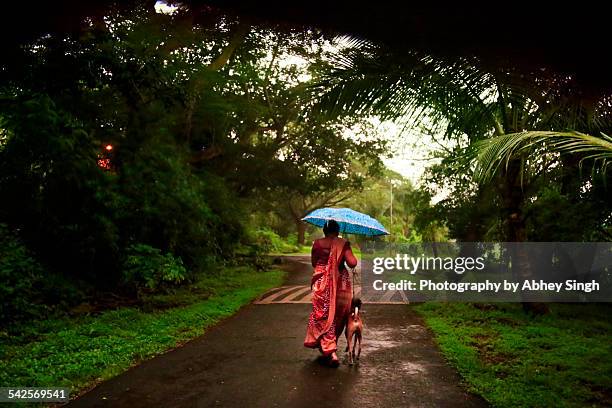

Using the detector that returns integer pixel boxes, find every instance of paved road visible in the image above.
[68,256,486,408]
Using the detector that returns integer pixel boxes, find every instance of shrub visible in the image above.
[0,95,121,285]
[116,139,243,275]
[285,232,299,247]
[248,228,299,254]
[122,244,187,293]
[0,96,243,290]
[0,224,45,324]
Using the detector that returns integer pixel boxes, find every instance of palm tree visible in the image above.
[310,38,612,313]
[313,39,609,234]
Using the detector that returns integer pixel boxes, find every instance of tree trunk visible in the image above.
[501,159,549,315]
[297,221,306,246]
[431,241,439,258]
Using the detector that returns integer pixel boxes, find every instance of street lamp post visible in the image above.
[390,182,393,226]
[389,179,401,228]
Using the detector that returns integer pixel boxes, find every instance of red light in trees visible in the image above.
[98,144,114,171]
[97,158,111,170]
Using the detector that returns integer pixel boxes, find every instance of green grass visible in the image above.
[0,266,284,400]
[414,302,612,407]
[271,245,311,256]
[271,243,363,257]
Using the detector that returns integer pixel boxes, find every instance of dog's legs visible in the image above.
[347,331,354,365]
[345,324,350,352]
[356,333,362,361]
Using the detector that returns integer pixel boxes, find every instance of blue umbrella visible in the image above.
[302,207,389,236]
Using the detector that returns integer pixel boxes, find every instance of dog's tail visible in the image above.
[352,297,362,317]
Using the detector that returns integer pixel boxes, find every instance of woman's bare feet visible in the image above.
[329,352,340,367]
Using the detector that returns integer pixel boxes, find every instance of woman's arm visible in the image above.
[344,242,358,268]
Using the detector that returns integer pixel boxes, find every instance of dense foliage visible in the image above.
[2,1,610,325]
[0,224,45,322]
[0,4,386,324]
[313,38,612,241]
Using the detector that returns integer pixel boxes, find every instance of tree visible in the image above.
[194,30,388,244]
[309,38,612,313]
[0,3,390,298]
[251,118,386,245]
[0,4,268,284]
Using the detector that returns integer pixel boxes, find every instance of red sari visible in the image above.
[304,237,356,356]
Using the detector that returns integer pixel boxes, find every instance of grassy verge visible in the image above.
[414,302,612,407]
[271,243,363,257]
[271,246,311,256]
[0,266,284,400]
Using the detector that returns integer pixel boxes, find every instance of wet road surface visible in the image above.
[68,256,487,408]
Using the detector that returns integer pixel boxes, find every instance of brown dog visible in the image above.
[345,298,363,365]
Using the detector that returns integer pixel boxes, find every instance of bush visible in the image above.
[122,244,187,293]
[0,224,45,324]
[233,228,300,271]
[115,139,243,275]
[285,232,299,247]
[248,228,299,254]
[0,95,121,284]
[0,95,244,291]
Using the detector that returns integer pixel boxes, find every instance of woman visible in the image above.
[304,219,358,366]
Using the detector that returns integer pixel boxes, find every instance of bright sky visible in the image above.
[154,1,179,15]
[369,119,451,203]
[370,119,436,182]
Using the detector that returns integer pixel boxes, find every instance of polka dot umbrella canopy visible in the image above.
[302,207,389,236]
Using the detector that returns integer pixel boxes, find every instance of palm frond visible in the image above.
[309,38,509,139]
[311,36,612,144]
[473,131,612,182]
